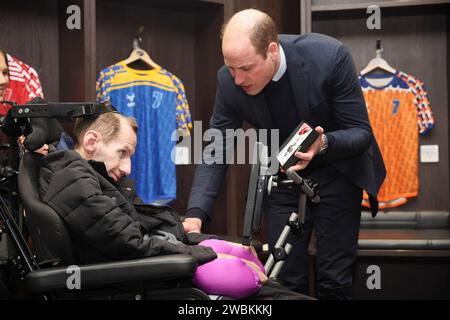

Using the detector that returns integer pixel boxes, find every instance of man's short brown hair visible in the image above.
[221,11,279,58]
[73,112,138,146]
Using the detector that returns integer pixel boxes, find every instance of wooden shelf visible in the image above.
[357,249,450,257]
[312,0,450,12]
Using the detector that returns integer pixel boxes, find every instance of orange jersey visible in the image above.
[397,71,434,135]
[359,72,435,209]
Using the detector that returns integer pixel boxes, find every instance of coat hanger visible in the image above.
[360,39,396,76]
[123,27,160,70]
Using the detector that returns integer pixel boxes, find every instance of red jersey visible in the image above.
[0,54,44,116]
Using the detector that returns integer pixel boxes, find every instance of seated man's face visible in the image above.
[94,118,137,182]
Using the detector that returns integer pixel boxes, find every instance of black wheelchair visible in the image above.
[0,101,314,300]
[0,102,212,300]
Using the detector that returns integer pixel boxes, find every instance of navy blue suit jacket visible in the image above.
[187,33,386,219]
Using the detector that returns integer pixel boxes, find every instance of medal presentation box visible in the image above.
[277,122,319,170]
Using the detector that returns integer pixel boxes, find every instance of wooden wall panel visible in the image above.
[191,5,227,234]
[448,4,450,198]
[313,6,449,211]
[201,0,301,237]
[58,0,96,102]
[95,0,230,233]
[0,0,59,100]
[96,1,196,100]
[229,0,300,34]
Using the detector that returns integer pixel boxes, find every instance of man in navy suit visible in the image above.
[183,9,386,299]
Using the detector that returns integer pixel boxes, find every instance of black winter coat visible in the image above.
[38,150,217,265]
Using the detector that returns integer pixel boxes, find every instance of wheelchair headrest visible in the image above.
[2,97,64,151]
[18,152,76,265]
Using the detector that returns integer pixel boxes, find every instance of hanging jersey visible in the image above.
[359,72,435,209]
[96,62,192,204]
[0,54,44,116]
[397,71,434,135]
[169,71,193,135]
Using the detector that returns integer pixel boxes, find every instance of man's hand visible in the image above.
[183,217,202,233]
[286,126,324,172]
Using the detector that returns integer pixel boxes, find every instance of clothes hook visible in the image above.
[375,39,383,58]
[133,26,145,50]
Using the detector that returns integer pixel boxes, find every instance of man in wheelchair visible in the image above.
[40,112,218,267]
[1,104,312,300]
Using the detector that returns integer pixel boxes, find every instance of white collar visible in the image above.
[272,44,287,82]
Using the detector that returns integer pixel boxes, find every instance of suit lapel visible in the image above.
[283,40,311,122]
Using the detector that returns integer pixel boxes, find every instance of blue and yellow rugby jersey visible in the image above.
[96,62,192,203]
[359,72,435,209]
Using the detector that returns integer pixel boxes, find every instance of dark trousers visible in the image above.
[264,165,362,300]
[246,279,315,300]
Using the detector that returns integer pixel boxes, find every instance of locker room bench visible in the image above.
[307,211,450,299]
[353,211,450,299]
[358,211,450,250]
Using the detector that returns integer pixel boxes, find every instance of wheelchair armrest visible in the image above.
[25,254,197,293]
